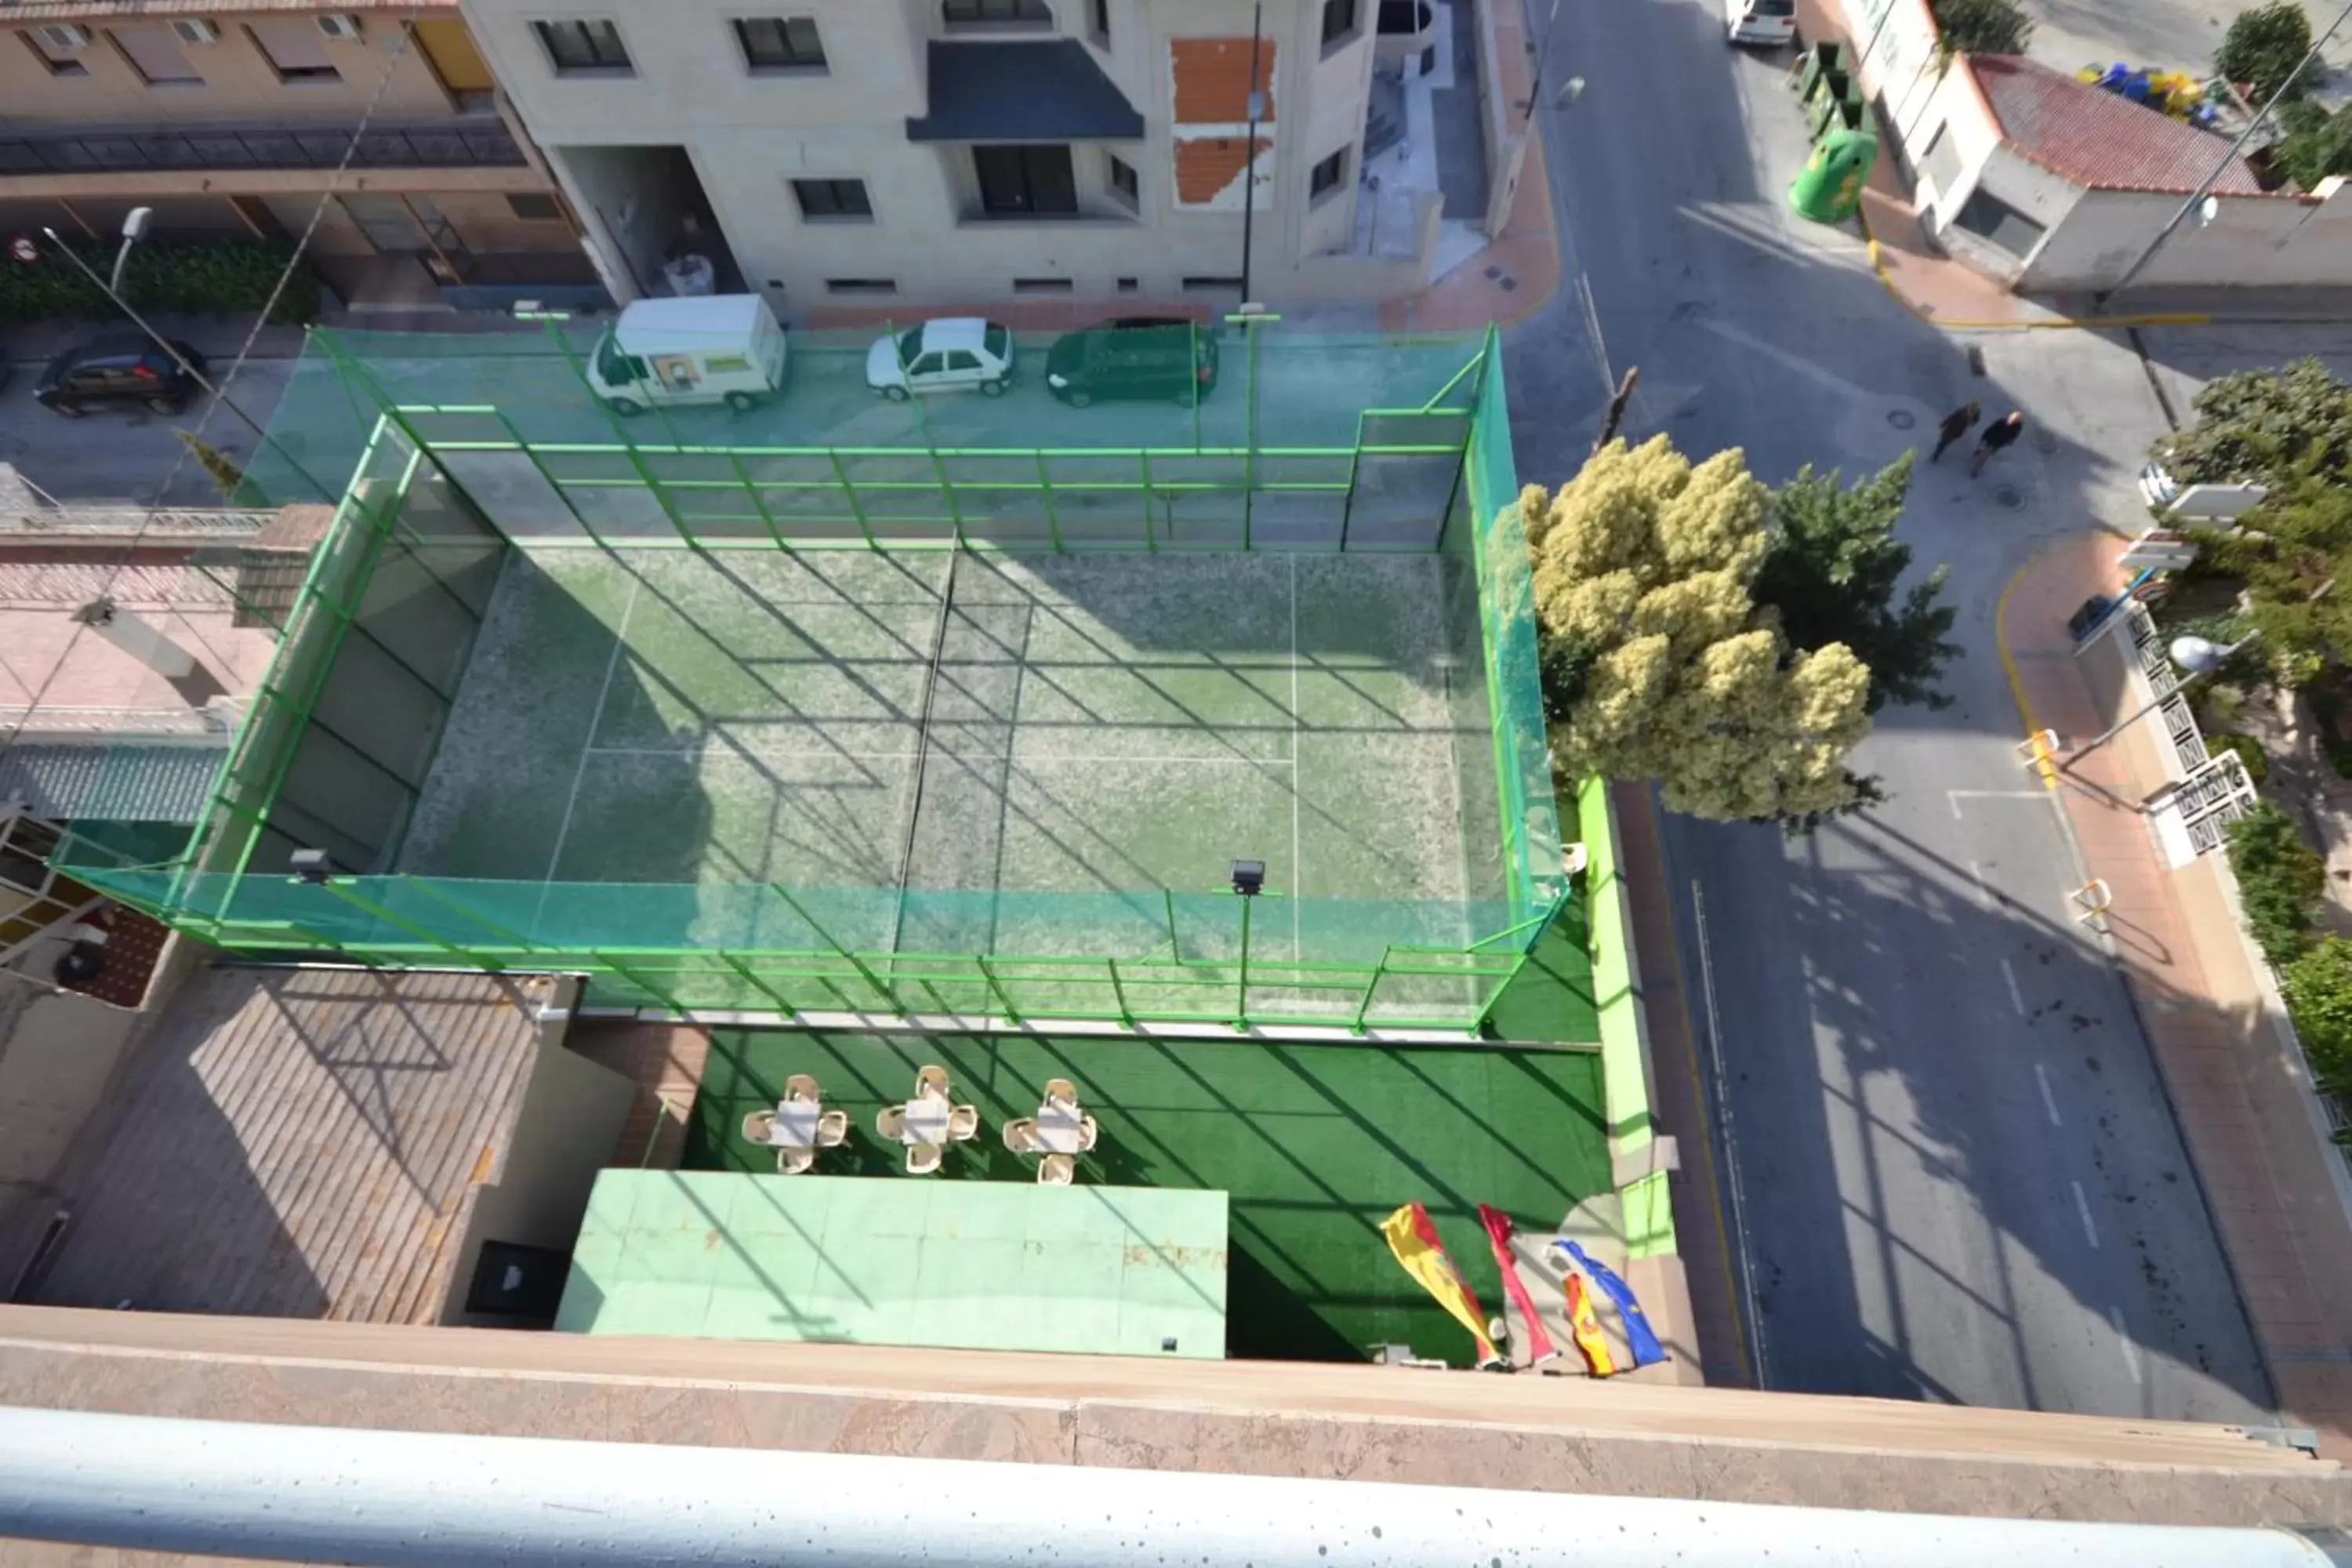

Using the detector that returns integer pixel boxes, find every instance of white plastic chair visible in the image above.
[907,1142,945,1176]
[1037,1153,1075,1186]
[741,1109,775,1145]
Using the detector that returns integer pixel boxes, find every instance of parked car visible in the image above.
[1044,318,1220,407]
[1724,0,1795,44]
[866,318,1014,401]
[34,335,207,418]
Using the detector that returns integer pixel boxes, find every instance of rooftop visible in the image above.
[1970,54,2272,197]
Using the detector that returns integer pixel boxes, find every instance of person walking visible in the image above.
[1970,410,2024,477]
[1929,400,1980,463]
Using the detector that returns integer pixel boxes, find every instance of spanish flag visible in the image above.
[1381,1202,1504,1367]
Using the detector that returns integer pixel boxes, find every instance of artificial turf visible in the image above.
[685,1029,1610,1363]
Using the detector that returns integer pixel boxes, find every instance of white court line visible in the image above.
[2000,957,2026,1017]
[2109,1306,2144,1385]
[2034,1062,2062,1127]
[1949,789,2049,820]
[578,745,1297,767]
[1968,859,1994,909]
[2071,1180,2100,1250]
[545,576,642,880]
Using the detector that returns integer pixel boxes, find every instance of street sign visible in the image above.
[2118,529,2199,572]
[8,236,35,265]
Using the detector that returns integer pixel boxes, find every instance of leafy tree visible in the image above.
[2216,0,2315,102]
[173,429,249,503]
[1521,438,1873,823]
[1754,453,1961,713]
[1930,0,2033,56]
[2285,937,2352,1096]
[2161,357,2352,486]
[2277,98,2352,190]
[2224,800,2328,965]
[2200,479,2352,668]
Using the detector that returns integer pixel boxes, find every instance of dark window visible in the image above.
[735,16,826,70]
[943,0,1053,22]
[944,349,982,371]
[1116,276,1139,292]
[984,323,1011,358]
[793,177,872,219]
[1309,147,1347,199]
[826,278,898,294]
[1951,185,2046,259]
[464,1241,572,1319]
[1181,275,1244,292]
[596,332,648,384]
[1106,152,1138,207]
[974,143,1077,215]
[1090,0,1111,44]
[1014,276,1073,292]
[1321,0,1359,46]
[21,30,89,77]
[507,191,563,220]
[532,19,630,74]
[249,18,341,82]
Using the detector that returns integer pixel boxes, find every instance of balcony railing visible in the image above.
[0,118,527,177]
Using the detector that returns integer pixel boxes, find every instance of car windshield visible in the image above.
[898,328,924,367]
[595,332,633,384]
[984,325,1011,361]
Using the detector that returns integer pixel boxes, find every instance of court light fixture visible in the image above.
[1230,859,1265,898]
[289,848,334,885]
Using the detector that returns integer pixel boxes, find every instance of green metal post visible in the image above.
[1033,450,1065,554]
[976,956,1022,1025]
[1235,893,1252,1030]
[768,884,898,1011]
[1139,449,1159,551]
[1162,888,1181,956]
[1190,320,1203,452]
[826,448,879,550]
[1432,328,1497,557]
[310,878,499,971]
[1339,412,1365,553]
[1105,957,1134,1028]
[1351,946,1392,1035]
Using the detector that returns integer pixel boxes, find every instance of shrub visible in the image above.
[2226,801,2328,966]
[1930,0,2032,56]
[2284,937,2352,1097]
[0,239,321,326]
[2217,1,2315,103]
[2206,731,2272,784]
[2278,100,2352,191]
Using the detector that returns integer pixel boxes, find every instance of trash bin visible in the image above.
[1788,127,1877,223]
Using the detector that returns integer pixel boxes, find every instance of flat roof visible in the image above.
[559,1171,1228,1357]
[20,967,557,1323]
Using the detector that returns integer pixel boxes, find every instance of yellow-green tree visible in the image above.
[1523,437,1872,822]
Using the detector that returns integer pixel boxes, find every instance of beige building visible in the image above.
[455,0,1450,311]
[0,0,596,307]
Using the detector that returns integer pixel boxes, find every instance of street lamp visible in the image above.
[2060,630,2258,772]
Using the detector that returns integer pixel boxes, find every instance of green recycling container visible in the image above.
[1788,127,1877,223]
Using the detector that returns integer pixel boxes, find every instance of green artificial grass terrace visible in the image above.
[686,1029,1610,1363]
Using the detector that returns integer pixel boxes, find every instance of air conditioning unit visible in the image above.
[35,23,89,52]
[314,13,363,41]
[169,18,220,45]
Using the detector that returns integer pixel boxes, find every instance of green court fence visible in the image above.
[59,324,1570,1033]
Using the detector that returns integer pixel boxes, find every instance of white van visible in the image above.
[586,293,788,416]
[1725,0,1795,44]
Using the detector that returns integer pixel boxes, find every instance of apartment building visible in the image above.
[456,0,1444,311]
[0,0,593,307]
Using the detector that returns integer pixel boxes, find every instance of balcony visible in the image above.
[0,118,528,178]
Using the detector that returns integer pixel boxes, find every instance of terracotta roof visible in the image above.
[1969,55,2272,197]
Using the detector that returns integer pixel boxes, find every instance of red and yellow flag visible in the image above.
[1380,1202,1502,1367]
[1562,1269,1617,1377]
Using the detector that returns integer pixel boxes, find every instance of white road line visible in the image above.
[2034,1062,2062,1127]
[2071,1180,2100,1250]
[1968,858,1994,909]
[2001,957,2025,1017]
[2110,1305,2144,1385]
[1948,789,2049,819]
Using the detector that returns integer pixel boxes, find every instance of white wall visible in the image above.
[2025,179,2352,291]
[1928,143,2085,283]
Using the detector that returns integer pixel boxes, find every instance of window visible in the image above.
[249,19,341,82]
[596,332,648,385]
[735,16,826,71]
[793,177,873,220]
[1918,124,1965,201]
[826,278,898,294]
[109,25,202,85]
[943,0,1053,24]
[507,192,564,220]
[532,19,630,74]
[20,30,89,78]
[1951,185,2046,259]
[1013,277,1073,292]
[973,143,1077,216]
[1181,275,1244,292]
[1106,152,1138,209]
[1321,0,1359,48]
[1116,276,1139,292]
[1090,0,1111,45]
[1309,147,1348,200]
[944,350,982,372]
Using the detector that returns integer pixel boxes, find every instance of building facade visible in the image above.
[0,0,593,307]
[454,0,1439,311]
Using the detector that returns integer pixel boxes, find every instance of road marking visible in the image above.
[2110,1306,2144,1385]
[2034,1062,2062,1127]
[1968,858,1994,909]
[2001,957,2026,1017]
[2071,1180,2100,1249]
[1948,788,2048,822]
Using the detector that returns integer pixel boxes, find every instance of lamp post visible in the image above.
[1239,1,1265,303]
[2059,630,2257,773]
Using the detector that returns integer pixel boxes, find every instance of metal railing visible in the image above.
[0,118,525,176]
[0,507,278,540]
[0,702,243,740]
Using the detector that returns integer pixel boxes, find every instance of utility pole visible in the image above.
[1240,1,1265,303]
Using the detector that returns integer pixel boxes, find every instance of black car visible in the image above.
[34,334,208,418]
[1044,318,1219,407]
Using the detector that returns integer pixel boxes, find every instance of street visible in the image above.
[0,346,298,509]
[1507,0,2339,1420]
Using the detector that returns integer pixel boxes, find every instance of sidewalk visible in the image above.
[2002,531,2352,1457]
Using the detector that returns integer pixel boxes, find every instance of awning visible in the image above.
[906,40,1145,142]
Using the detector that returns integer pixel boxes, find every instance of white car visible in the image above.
[866,318,1015,401]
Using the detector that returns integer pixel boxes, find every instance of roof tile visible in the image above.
[1969,55,2272,197]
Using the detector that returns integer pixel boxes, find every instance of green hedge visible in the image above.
[2224,801,2328,968]
[0,240,321,325]
[2285,938,2352,1101]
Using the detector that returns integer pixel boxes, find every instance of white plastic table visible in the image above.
[768,1099,822,1149]
[900,1097,952,1145]
[1036,1102,1086,1155]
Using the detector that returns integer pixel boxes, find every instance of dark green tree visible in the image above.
[2201,478,2352,669]
[2162,357,2352,486]
[2226,801,2329,965]
[2277,98,2352,190]
[1754,453,1962,713]
[2216,0,2315,101]
[1929,0,2033,56]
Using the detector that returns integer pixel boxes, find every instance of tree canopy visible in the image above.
[1523,437,1872,823]
[1755,452,1960,713]
[2216,0,2315,102]
[1930,0,2033,56]
[2200,478,2352,670]
[2162,356,2352,487]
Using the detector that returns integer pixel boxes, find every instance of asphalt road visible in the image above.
[1507,0,2318,1421]
[0,350,299,509]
